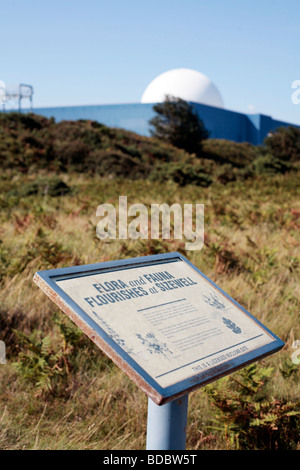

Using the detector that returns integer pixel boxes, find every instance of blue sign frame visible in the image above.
[33,252,284,405]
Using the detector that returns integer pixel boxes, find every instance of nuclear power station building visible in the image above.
[12,69,300,145]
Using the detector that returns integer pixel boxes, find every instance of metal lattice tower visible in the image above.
[0,81,34,111]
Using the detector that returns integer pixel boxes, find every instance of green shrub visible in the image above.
[12,314,84,397]
[214,164,237,183]
[202,139,258,167]
[94,151,149,179]
[150,160,212,187]
[7,177,71,198]
[252,154,293,175]
[264,126,300,162]
[205,363,300,450]
[53,139,91,169]
[0,112,49,131]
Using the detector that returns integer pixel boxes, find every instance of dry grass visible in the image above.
[0,169,299,450]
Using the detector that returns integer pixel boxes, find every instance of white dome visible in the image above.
[141,68,224,108]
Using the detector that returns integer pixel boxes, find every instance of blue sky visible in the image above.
[1,0,300,124]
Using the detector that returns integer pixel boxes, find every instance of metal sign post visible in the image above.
[33,252,284,450]
[146,395,189,450]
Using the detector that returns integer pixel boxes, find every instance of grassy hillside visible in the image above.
[0,113,299,450]
[1,112,297,186]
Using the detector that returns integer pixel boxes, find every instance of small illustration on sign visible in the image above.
[92,311,133,355]
[202,290,242,334]
[136,332,173,359]
[222,317,242,334]
[202,291,225,310]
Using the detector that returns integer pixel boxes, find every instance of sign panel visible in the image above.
[33,252,284,405]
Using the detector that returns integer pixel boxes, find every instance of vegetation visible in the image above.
[264,125,300,162]
[149,95,209,154]
[0,112,299,450]
[1,111,299,188]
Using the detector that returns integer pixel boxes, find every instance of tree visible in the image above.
[149,95,209,155]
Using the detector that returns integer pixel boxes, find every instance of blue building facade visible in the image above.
[31,102,299,145]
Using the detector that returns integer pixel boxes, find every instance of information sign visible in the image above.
[33,252,284,405]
